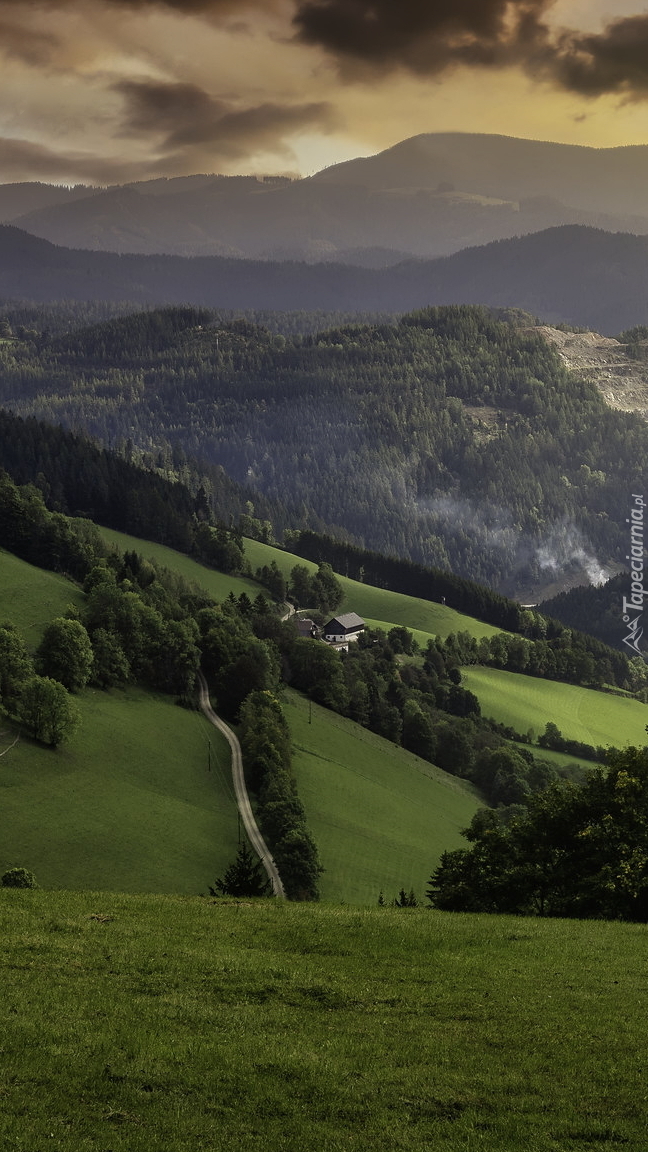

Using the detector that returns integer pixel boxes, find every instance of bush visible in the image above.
[2,867,37,888]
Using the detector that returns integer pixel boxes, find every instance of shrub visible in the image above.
[2,867,37,888]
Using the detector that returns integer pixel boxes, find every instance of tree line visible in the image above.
[429,746,648,921]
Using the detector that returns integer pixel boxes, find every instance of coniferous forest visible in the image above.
[0,302,643,593]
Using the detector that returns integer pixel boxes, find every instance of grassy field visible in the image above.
[463,666,648,750]
[0,547,85,645]
[1,687,239,894]
[2,891,648,1151]
[98,526,262,602]
[243,537,505,639]
[284,689,479,905]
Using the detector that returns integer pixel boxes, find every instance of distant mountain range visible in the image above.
[2,222,648,333]
[4,134,648,262]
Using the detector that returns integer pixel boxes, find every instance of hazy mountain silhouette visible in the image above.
[5,134,648,261]
[0,222,646,334]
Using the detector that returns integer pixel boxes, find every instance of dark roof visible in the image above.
[324,613,365,632]
[295,618,317,636]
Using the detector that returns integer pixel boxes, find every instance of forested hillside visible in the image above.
[541,573,629,650]
[3,223,648,331]
[0,303,644,593]
[3,423,646,908]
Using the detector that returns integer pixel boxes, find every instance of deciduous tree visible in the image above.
[18,676,80,747]
[36,617,93,692]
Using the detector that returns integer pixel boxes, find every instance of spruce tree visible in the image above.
[209,842,271,898]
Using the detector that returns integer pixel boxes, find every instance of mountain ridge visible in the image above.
[2,222,648,333]
[5,132,648,261]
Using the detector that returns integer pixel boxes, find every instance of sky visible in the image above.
[2,0,648,185]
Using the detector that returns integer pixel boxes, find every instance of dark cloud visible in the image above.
[550,16,648,98]
[0,0,276,12]
[292,0,648,102]
[115,78,337,157]
[293,0,554,76]
[0,79,337,186]
[2,0,648,109]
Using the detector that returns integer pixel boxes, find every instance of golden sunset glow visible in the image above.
[0,1,647,184]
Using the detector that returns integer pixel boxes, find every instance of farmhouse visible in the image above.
[322,613,365,645]
[294,617,318,639]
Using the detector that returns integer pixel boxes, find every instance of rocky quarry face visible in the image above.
[532,326,648,421]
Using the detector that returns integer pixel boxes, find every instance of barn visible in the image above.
[322,613,365,644]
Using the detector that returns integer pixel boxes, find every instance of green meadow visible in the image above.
[463,666,648,750]
[2,891,648,1151]
[98,525,262,602]
[284,688,479,905]
[0,547,85,645]
[0,687,238,894]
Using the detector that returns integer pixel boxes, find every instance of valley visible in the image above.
[2,507,641,904]
[1,302,645,598]
[0,137,646,917]
[3,13,648,1141]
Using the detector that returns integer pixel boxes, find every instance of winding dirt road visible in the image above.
[197,670,286,898]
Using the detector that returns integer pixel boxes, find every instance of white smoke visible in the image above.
[419,494,518,551]
[536,520,607,587]
[417,496,608,587]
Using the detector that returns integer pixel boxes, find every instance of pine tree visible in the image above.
[209,842,272,898]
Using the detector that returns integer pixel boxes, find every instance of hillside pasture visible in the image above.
[243,537,505,639]
[0,547,85,645]
[98,526,262,602]
[96,528,507,638]
[463,666,648,750]
[0,686,238,895]
[285,688,479,905]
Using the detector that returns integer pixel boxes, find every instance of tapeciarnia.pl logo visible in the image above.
[622,494,646,658]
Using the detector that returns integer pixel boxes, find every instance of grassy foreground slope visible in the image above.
[284,689,479,905]
[2,891,648,1152]
[463,667,648,749]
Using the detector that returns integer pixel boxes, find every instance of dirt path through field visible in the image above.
[197,670,286,898]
